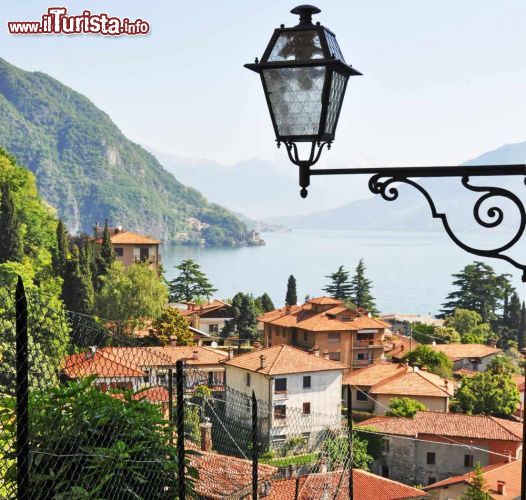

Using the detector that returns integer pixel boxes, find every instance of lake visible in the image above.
[162,230,526,315]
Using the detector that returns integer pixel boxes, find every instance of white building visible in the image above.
[223,344,345,447]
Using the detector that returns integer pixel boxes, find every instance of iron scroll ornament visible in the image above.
[367,173,526,281]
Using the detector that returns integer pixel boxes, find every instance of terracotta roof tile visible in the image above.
[223,344,346,376]
[358,411,522,441]
[148,346,227,366]
[307,296,343,305]
[431,343,501,360]
[179,300,231,317]
[424,460,522,499]
[385,333,420,359]
[267,469,427,499]
[93,230,160,245]
[132,386,170,403]
[371,369,454,398]
[344,363,405,386]
[62,351,145,378]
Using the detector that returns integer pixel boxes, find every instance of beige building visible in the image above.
[179,300,234,335]
[430,343,501,372]
[258,297,390,369]
[93,225,161,272]
[344,363,454,414]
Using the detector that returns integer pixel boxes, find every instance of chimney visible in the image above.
[192,350,199,360]
[400,344,405,352]
[308,349,314,355]
[496,480,506,495]
[504,450,512,463]
[322,349,329,360]
[253,341,261,351]
[319,458,328,474]
[313,345,320,357]
[228,347,234,360]
[199,419,213,452]
[260,355,266,369]
[488,338,497,347]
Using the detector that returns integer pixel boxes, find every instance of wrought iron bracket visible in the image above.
[299,163,526,280]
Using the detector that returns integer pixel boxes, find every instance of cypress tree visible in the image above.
[285,275,297,306]
[0,181,23,263]
[95,219,115,290]
[62,245,95,315]
[461,463,488,499]
[519,301,526,351]
[259,293,275,313]
[52,220,69,277]
[324,265,352,300]
[349,259,378,314]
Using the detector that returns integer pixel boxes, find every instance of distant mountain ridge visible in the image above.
[0,58,252,246]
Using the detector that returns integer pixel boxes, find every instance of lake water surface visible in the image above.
[162,230,526,315]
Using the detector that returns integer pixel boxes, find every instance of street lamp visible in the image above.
[246,5,526,283]
[244,5,361,198]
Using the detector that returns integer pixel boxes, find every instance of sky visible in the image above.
[1,0,526,172]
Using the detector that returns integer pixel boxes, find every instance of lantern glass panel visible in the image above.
[263,66,326,137]
[323,29,345,62]
[268,30,324,61]
[325,71,347,135]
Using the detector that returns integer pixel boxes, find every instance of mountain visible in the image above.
[0,58,253,246]
[264,141,526,232]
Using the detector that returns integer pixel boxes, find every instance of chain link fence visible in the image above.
[0,278,358,499]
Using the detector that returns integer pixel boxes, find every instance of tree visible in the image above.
[0,181,23,263]
[223,292,259,339]
[349,259,377,313]
[486,354,518,376]
[94,219,115,290]
[25,378,183,498]
[434,326,461,344]
[452,371,519,417]
[440,262,512,323]
[322,430,373,471]
[169,259,217,302]
[151,307,193,346]
[519,302,526,351]
[258,293,275,313]
[51,220,68,277]
[403,345,453,378]
[285,275,297,306]
[323,265,352,301]
[62,245,95,315]
[96,262,168,334]
[387,397,426,418]
[461,463,488,500]
[443,309,493,344]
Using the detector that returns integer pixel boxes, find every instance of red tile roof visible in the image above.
[424,460,522,499]
[62,350,146,378]
[189,450,276,499]
[148,346,227,366]
[385,333,420,359]
[267,469,427,499]
[358,411,522,442]
[132,386,170,403]
[344,364,454,398]
[93,230,160,245]
[180,300,231,317]
[431,343,501,360]
[223,344,346,376]
[258,297,389,333]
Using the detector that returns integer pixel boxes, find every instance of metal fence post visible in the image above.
[16,276,29,500]
[347,385,353,500]
[176,360,186,500]
[251,390,258,500]
[168,368,174,444]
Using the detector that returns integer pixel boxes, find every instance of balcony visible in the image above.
[134,256,160,265]
[353,359,374,367]
[353,340,384,349]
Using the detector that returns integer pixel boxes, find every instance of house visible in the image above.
[178,300,234,336]
[92,224,161,272]
[222,344,346,447]
[266,469,428,499]
[512,374,525,421]
[344,363,454,414]
[424,459,522,499]
[384,332,420,362]
[357,411,523,487]
[429,343,501,372]
[258,297,390,368]
[379,313,444,333]
[62,345,228,392]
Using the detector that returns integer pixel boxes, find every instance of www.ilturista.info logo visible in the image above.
[8,7,150,36]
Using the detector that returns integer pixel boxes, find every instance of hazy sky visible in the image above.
[2,0,526,170]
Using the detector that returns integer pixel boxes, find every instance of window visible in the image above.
[357,352,367,360]
[428,477,436,485]
[302,402,311,415]
[329,352,340,361]
[246,373,251,387]
[114,247,123,257]
[303,332,308,341]
[464,454,474,467]
[302,432,311,439]
[208,372,215,386]
[356,389,368,402]
[275,378,287,392]
[303,376,311,389]
[381,466,389,478]
[328,332,341,344]
[383,438,390,453]
[426,452,436,465]
[209,324,219,334]
[273,434,286,443]
[139,247,149,261]
[143,369,150,383]
[274,405,286,420]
